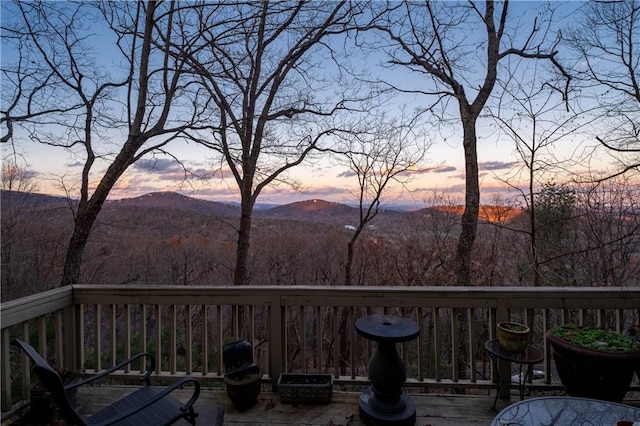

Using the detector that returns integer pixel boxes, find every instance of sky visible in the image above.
[0,1,626,210]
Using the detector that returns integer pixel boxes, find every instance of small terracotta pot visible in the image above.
[497,322,530,353]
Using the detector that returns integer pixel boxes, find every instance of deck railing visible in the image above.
[2,285,639,413]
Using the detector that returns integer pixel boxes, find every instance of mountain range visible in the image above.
[1,190,524,229]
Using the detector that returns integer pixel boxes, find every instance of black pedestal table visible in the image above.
[355,314,420,426]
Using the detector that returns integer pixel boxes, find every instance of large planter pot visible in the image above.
[497,322,530,353]
[547,329,640,402]
[224,364,263,411]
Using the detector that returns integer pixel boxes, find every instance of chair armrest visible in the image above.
[92,377,201,426]
[65,352,155,390]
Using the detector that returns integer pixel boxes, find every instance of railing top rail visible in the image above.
[70,284,640,309]
[0,285,74,327]
[3,285,638,329]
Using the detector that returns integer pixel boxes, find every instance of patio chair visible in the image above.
[11,338,213,426]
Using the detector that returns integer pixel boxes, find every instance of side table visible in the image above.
[484,339,543,411]
[356,314,420,426]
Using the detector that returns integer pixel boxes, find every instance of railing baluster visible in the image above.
[350,306,355,379]
[217,305,223,376]
[124,305,131,373]
[300,306,306,373]
[38,315,46,363]
[170,305,177,375]
[315,306,322,373]
[94,306,101,372]
[55,310,63,369]
[202,305,208,375]
[232,305,238,339]
[434,307,441,382]
[186,305,193,375]
[140,304,146,373]
[468,307,477,382]
[543,308,551,385]
[417,307,424,381]
[155,304,162,374]
[615,308,623,333]
[400,307,406,363]
[109,304,116,366]
[597,308,605,328]
[21,322,30,397]
[332,306,339,379]
[452,308,460,382]
[249,304,255,366]
[78,305,85,371]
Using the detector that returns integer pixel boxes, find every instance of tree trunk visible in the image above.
[233,187,255,287]
[455,115,480,287]
[59,188,111,286]
[59,140,141,286]
[344,228,362,286]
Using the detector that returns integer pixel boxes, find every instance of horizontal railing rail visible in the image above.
[2,285,639,415]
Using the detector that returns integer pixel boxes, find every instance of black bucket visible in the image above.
[223,340,254,374]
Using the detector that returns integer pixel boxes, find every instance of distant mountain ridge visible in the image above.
[1,190,523,225]
[111,191,239,218]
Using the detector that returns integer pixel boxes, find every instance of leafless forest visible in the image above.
[2,183,639,303]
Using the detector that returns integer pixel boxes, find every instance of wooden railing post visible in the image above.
[1,328,11,411]
[269,293,283,388]
[63,303,77,372]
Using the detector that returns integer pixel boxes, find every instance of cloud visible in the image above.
[134,158,181,172]
[399,165,457,177]
[337,170,355,178]
[338,165,457,179]
[480,161,518,171]
[431,166,457,174]
[66,161,85,168]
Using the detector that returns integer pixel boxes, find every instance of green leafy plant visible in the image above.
[551,323,640,352]
[501,322,528,332]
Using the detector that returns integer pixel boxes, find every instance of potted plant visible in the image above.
[497,321,530,353]
[546,323,640,402]
[223,364,263,411]
[222,339,263,411]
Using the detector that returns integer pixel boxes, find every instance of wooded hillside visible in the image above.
[2,188,638,302]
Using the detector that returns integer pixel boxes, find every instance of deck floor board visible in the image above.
[75,385,516,425]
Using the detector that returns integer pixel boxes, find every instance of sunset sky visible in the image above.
[1,1,626,210]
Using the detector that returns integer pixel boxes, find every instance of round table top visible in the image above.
[484,339,544,364]
[355,314,420,343]
[491,396,640,426]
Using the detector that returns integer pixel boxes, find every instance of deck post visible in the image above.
[63,303,77,372]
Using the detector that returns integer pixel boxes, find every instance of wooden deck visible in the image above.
[74,385,526,426]
[6,384,639,425]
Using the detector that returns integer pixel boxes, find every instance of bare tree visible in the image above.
[329,114,428,286]
[1,1,205,285]
[177,2,375,286]
[566,0,640,179]
[489,61,588,286]
[370,1,570,286]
